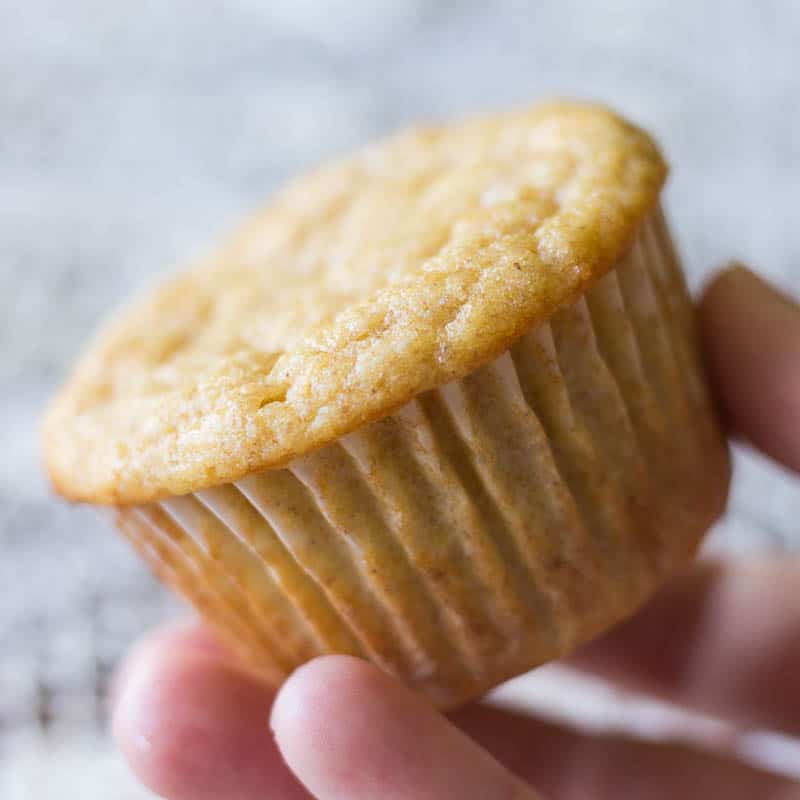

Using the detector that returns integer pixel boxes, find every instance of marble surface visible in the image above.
[2,1,799,796]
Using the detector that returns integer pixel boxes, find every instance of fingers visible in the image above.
[272,655,799,799]
[700,265,800,472]
[112,622,310,800]
[115,624,800,800]
[113,630,539,800]
[270,655,539,800]
[570,559,800,736]
[453,704,800,800]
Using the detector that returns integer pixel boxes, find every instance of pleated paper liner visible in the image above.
[117,206,730,709]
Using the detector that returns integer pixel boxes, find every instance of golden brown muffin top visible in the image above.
[44,102,667,505]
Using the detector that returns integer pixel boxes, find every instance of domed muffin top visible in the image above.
[44,102,666,504]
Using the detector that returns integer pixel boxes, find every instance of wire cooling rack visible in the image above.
[1,584,175,740]
[0,580,177,800]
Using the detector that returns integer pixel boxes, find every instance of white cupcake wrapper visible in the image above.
[117,206,729,708]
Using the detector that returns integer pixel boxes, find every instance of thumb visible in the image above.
[700,264,800,472]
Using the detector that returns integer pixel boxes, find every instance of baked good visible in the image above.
[44,102,730,707]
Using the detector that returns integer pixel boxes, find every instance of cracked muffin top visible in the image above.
[44,102,667,505]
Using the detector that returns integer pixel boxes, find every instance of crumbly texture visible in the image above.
[44,102,667,505]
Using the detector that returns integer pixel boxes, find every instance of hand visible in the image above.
[111,266,800,799]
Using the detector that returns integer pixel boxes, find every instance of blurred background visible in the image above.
[2,1,799,796]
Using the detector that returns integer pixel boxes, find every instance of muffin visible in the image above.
[44,102,730,708]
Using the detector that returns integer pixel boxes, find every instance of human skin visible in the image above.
[112,265,800,799]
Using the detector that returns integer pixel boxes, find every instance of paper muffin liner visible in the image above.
[116,205,729,708]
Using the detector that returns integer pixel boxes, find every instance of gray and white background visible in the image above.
[2,1,799,796]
